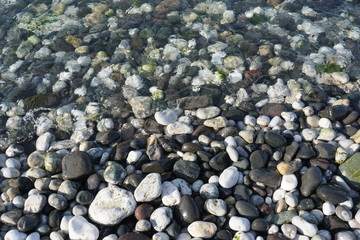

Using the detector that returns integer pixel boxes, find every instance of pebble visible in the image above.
[317,128,336,141]
[135,219,152,232]
[226,146,239,162]
[173,160,201,183]
[61,151,93,180]
[249,168,282,188]
[88,185,136,226]
[281,224,297,239]
[265,131,287,148]
[36,132,54,151]
[335,206,352,221]
[2,167,20,178]
[165,122,194,135]
[4,229,27,240]
[187,221,217,238]
[155,109,178,125]
[318,118,332,128]
[204,116,228,129]
[150,207,173,231]
[301,129,318,141]
[200,183,219,199]
[235,200,259,220]
[135,203,155,220]
[196,106,220,119]
[204,199,227,216]
[177,194,200,224]
[68,216,99,240]
[335,231,356,240]
[257,115,271,126]
[135,173,162,202]
[339,152,360,189]
[48,193,68,210]
[322,202,335,216]
[300,166,323,197]
[103,162,127,184]
[161,181,181,206]
[17,213,40,232]
[229,216,251,232]
[239,130,255,143]
[219,166,240,188]
[152,232,169,240]
[291,216,318,237]
[24,194,47,214]
[316,184,348,204]
[280,174,298,191]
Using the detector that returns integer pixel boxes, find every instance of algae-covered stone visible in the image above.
[44,152,62,173]
[339,152,360,189]
[23,94,60,111]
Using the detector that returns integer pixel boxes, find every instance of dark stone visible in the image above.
[250,150,269,169]
[272,210,297,225]
[267,234,287,240]
[249,168,282,188]
[123,173,144,188]
[158,137,178,152]
[17,214,40,232]
[259,103,287,117]
[49,210,62,229]
[129,138,147,150]
[234,184,252,201]
[146,141,164,161]
[0,209,22,226]
[76,190,94,205]
[296,143,317,159]
[310,158,329,170]
[176,195,200,225]
[251,218,269,231]
[235,200,259,220]
[297,198,315,211]
[173,160,201,183]
[343,111,359,124]
[264,131,287,148]
[192,125,213,137]
[61,152,93,180]
[284,142,299,162]
[319,105,348,121]
[143,119,163,134]
[95,130,120,145]
[300,166,323,197]
[316,184,348,204]
[16,177,33,193]
[323,216,350,233]
[134,203,154,220]
[176,96,212,109]
[166,220,181,238]
[314,143,336,160]
[217,127,239,138]
[221,109,246,121]
[141,161,165,174]
[209,152,231,171]
[114,140,131,161]
[216,230,233,240]
[118,232,150,240]
[181,142,201,153]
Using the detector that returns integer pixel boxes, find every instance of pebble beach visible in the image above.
[1,0,360,239]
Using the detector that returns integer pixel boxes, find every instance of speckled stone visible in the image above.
[62,151,93,180]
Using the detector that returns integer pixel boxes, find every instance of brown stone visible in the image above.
[134,203,155,220]
[259,103,287,117]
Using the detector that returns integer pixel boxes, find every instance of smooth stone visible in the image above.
[229,216,250,232]
[150,207,173,231]
[260,103,287,117]
[176,96,211,109]
[181,142,201,153]
[76,190,94,205]
[291,216,318,237]
[319,105,348,121]
[104,162,127,184]
[296,143,317,159]
[335,231,356,240]
[134,173,162,202]
[218,166,240,188]
[4,229,27,240]
[95,130,120,145]
[68,216,99,240]
[239,130,255,143]
[154,109,178,125]
[165,220,181,238]
[114,140,131,161]
[196,106,221,119]
[200,183,219,199]
[297,198,315,211]
[235,200,259,220]
[276,161,299,175]
[62,151,93,180]
[249,150,268,169]
[129,96,154,118]
[135,203,154,220]
[249,168,282,188]
[27,151,45,168]
[226,146,239,162]
[322,202,335,216]
[323,215,349,232]
[209,152,231,171]
[316,184,348,204]
[176,195,200,224]
[335,206,352,221]
[251,218,269,232]
[24,194,47,214]
[317,128,336,141]
[204,199,227,216]
[1,209,22,226]
[88,185,136,226]
[300,166,323,197]
[173,160,200,183]
[48,193,68,210]
[314,143,336,159]
[339,152,360,189]
[165,122,194,135]
[44,152,62,173]
[204,116,228,130]
[187,221,217,238]
[280,174,298,191]
[118,232,150,240]
[36,132,53,151]
[57,180,78,200]
[161,181,181,206]
[135,219,151,232]
[281,224,297,239]
[343,111,359,124]
[2,167,20,178]
[17,213,40,232]
[272,210,297,225]
[234,185,252,201]
[284,142,299,162]
[265,131,287,148]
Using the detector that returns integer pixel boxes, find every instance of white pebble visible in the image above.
[281,224,297,239]
[36,132,54,151]
[268,224,279,234]
[226,146,239,162]
[126,150,142,164]
[150,207,173,231]
[152,232,170,240]
[2,167,20,178]
[68,216,99,240]
[5,158,21,169]
[257,115,271,126]
[318,118,332,128]
[244,115,256,126]
[4,229,27,240]
[280,174,298,191]
[302,106,314,116]
[273,189,286,202]
[322,202,335,215]
[301,129,318,141]
[281,112,297,122]
[285,192,298,207]
[268,116,283,128]
[219,166,240,189]
[291,216,318,237]
[335,231,356,240]
[161,181,181,206]
[292,101,305,110]
[229,216,250,232]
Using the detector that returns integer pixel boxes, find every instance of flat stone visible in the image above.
[165,122,194,135]
[300,166,323,197]
[135,173,162,202]
[173,160,201,183]
[118,232,150,240]
[235,200,259,220]
[296,143,317,159]
[229,216,250,232]
[68,216,99,240]
[249,168,282,188]
[280,174,298,191]
[260,103,287,117]
[272,210,297,225]
[204,116,228,130]
[62,151,93,180]
[209,152,231,172]
[176,96,211,110]
[154,109,178,125]
[319,105,348,121]
[161,181,181,206]
[265,131,287,148]
[135,203,154,220]
[196,106,220,119]
[187,221,217,238]
[95,130,120,145]
[251,218,269,232]
[250,150,268,169]
[316,184,348,204]
[24,194,47,214]
[314,143,336,159]
[204,199,227,216]
[88,185,136,226]
[339,152,360,189]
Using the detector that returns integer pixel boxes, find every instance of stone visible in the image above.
[129,96,154,118]
[226,146,239,162]
[276,161,299,175]
[251,218,269,232]
[135,219,151,232]
[44,152,62,173]
[135,173,162,202]
[1,209,22,226]
[272,210,297,225]
[199,183,219,199]
[150,207,173,231]
[95,130,120,145]
[322,202,336,216]
[68,216,99,240]
[204,116,228,130]
[36,132,54,151]
[24,194,47,214]
[62,151,93,180]
[249,150,268,169]
[249,168,282,188]
[296,143,317,159]
[265,131,287,148]
[88,185,136,226]
[235,200,259,220]
[48,193,68,210]
[173,160,201,183]
[260,103,287,117]
[118,232,150,240]
[209,152,231,171]
[316,184,348,204]
[281,224,297,239]
[204,199,227,216]
[229,216,250,232]
[291,216,318,237]
[17,213,40,232]
[176,96,211,109]
[135,204,155,220]
[176,195,200,224]
[317,128,336,141]
[103,162,127,184]
[4,229,27,240]
[280,174,298,191]
[319,105,348,121]
[314,143,336,159]
[218,166,240,188]
[300,166,323,197]
[165,122,194,135]
[161,181,181,206]
[339,152,360,189]
[155,109,178,125]
[239,130,255,143]
[196,106,220,119]
[335,206,352,222]
[187,221,217,238]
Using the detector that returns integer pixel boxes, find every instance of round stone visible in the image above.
[281,224,297,239]
[88,185,137,226]
[176,195,200,224]
[219,166,240,189]
[251,218,269,232]
[104,162,127,184]
[235,200,259,220]
[229,216,250,232]
[161,181,181,206]
[335,206,352,221]
[322,202,336,216]
[48,193,68,210]
[249,150,268,169]
[300,166,323,197]
[135,173,162,202]
[173,160,201,183]
[76,190,94,205]
[204,199,227,216]
[62,151,93,180]
[199,183,219,199]
[24,194,47,214]
[264,131,287,148]
[44,152,62,173]
[196,106,221,119]
[280,174,298,191]
[135,219,152,232]
[135,203,155,220]
[155,109,178,125]
[17,213,40,232]
[69,216,99,240]
[291,216,318,237]
[150,207,173,231]
[187,221,217,238]
[118,232,150,240]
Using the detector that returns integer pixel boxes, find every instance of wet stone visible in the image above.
[265,131,287,148]
[296,143,317,159]
[181,142,201,153]
[176,195,200,225]
[250,150,269,169]
[76,190,94,205]
[17,214,40,232]
[173,160,201,183]
[315,143,336,159]
[135,203,155,220]
[251,218,269,232]
[316,184,348,204]
[235,200,259,220]
[300,166,323,197]
[249,168,282,188]
[61,151,93,180]
[209,152,232,172]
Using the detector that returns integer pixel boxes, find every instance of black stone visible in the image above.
[314,143,336,160]
[166,220,181,238]
[250,150,269,169]
[323,216,350,233]
[209,152,231,171]
[176,96,212,109]
[251,218,269,231]
[216,230,233,240]
[95,130,120,145]
[62,151,93,180]
[235,200,259,220]
[221,109,246,121]
[118,232,150,240]
[76,190,94,205]
[284,142,299,162]
[316,184,348,204]
[249,168,282,188]
[17,214,40,232]
[264,131,287,148]
[49,210,62,229]
[300,166,323,197]
[234,185,252,201]
[114,140,131,161]
[175,195,200,225]
[319,105,348,121]
[296,143,317,159]
[173,160,201,183]
[297,198,315,211]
